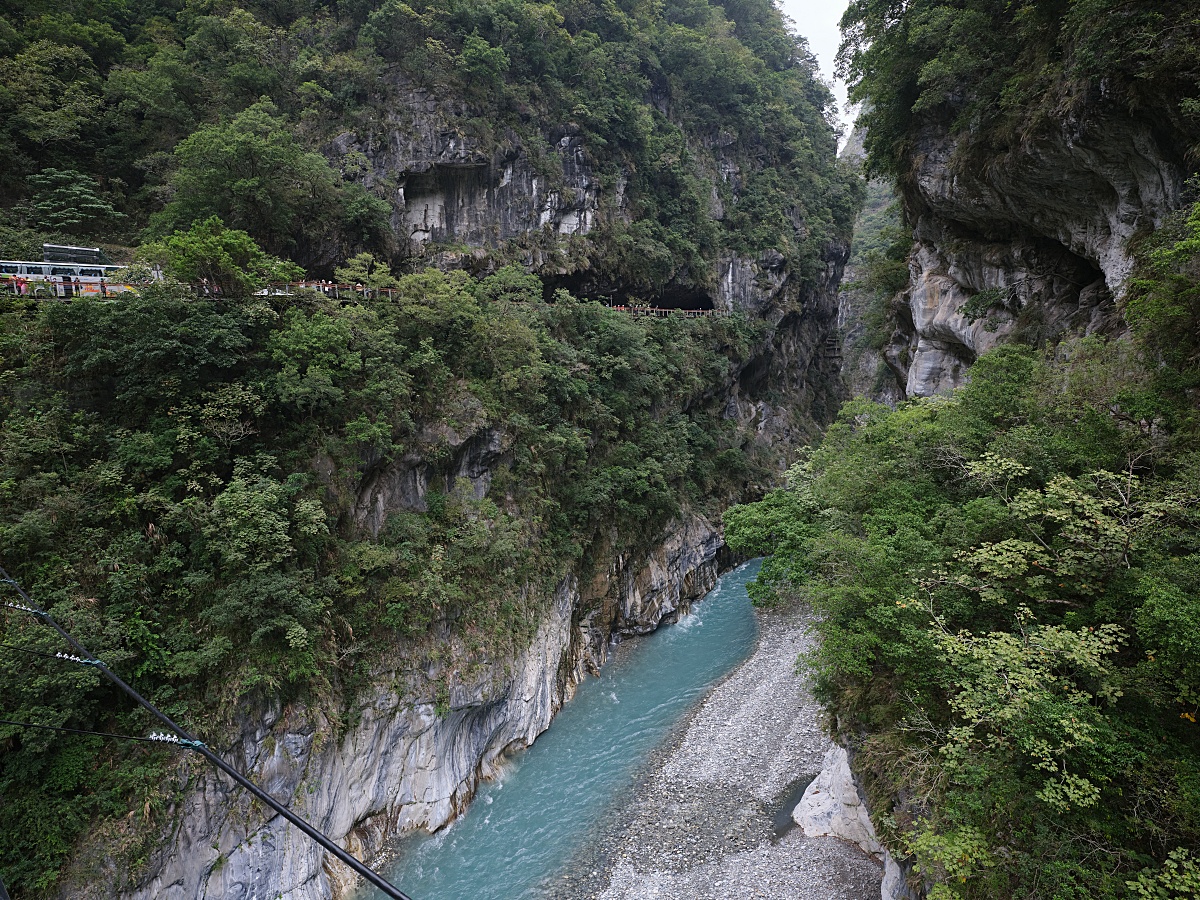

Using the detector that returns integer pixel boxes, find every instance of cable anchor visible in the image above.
[148,732,205,750]
[2,601,41,616]
[55,651,100,665]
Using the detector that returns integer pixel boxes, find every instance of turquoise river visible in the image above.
[364,559,762,900]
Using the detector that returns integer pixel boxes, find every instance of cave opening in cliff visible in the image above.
[542,272,715,311]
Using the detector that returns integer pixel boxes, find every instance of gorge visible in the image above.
[368,561,765,900]
[731,4,1200,899]
[2,1,1200,899]
[1,1,860,896]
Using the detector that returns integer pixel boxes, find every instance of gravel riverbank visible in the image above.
[547,606,883,900]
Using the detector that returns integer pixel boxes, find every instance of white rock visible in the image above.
[792,745,883,860]
[882,849,925,900]
[887,113,1184,399]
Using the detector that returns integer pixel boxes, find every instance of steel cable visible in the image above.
[0,567,413,900]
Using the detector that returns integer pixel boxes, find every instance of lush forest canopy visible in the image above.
[837,0,1200,180]
[726,196,1200,897]
[0,0,859,289]
[0,0,862,887]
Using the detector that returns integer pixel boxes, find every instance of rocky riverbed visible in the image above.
[546,606,883,900]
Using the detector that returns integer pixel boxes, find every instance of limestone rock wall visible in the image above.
[336,119,604,256]
[718,242,850,446]
[884,113,1185,397]
[329,77,613,262]
[74,513,725,900]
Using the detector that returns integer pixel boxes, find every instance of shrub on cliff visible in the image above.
[1128,193,1200,388]
[139,216,303,294]
[0,256,766,893]
[839,0,1200,179]
[727,329,1200,897]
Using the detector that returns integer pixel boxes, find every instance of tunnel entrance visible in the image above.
[543,272,715,312]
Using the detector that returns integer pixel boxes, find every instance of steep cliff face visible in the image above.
[64,252,847,900]
[722,245,850,445]
[335,79,850,439]
[835,172,908,406]
[0,0,867,892]
[333,87,607,260]
[881,112,1185,396]
[65,511,726,900]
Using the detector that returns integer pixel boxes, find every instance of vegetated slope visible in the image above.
[0,270,763,894]
[0,0,858,297]
[840,0,1200,398]
[0,1,861,894]
[727,2,1200,897]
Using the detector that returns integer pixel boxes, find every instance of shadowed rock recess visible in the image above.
[874,112,1185,398]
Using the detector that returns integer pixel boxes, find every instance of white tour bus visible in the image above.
[1,245,134,297]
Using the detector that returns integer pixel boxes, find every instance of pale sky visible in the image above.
[776,0,853,132]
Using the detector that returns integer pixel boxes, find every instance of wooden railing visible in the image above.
[605,304,725,318]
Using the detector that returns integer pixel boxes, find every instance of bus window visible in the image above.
[25,266,47,276]
[0,265,18,274]
[80,269,103,277]
[50,267,76,277]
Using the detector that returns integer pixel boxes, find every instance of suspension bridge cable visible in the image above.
[0,717,192,746]
[0,566,414,900]
[0,641,99,664]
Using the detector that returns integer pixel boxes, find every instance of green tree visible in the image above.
[474,265,543,304]
[139,216,302,295]
[838,0,1200,179]
[24,13,127,71]
[0,40,100,185]
[1129,849,1200,900]
[458,31,510,86]
[334,252,398,291]
[24,168,124,232]
[149,100,389,265]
